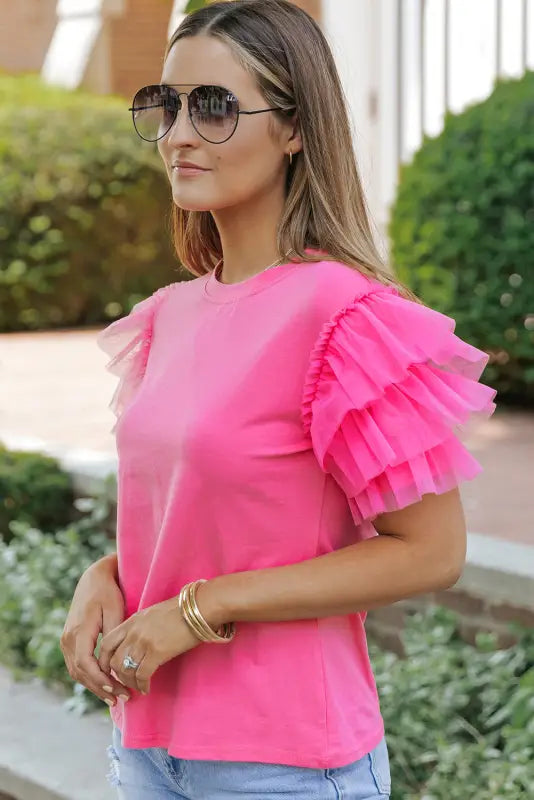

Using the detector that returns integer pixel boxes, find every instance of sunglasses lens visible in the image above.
[189,86,239,143]
[131,85,179,142]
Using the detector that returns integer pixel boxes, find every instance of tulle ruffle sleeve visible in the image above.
[96,286,170,434]
[301,285,497,526]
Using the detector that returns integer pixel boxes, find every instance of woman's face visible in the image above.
[157,34,299,212]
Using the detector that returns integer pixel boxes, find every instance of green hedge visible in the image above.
[389,70,534,405]
[0,72,182,332]
[0,442,75,543]
[371,608,534,799]
[0,487,117,714]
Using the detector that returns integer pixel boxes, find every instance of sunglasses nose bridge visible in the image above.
[165,90,198,141]
[174,90,190,103]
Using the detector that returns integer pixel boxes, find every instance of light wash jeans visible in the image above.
[106,723,391,799]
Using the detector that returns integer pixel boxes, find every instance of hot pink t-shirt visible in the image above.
[96,253,496,769]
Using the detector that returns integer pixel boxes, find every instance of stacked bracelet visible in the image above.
[178,579,236,643]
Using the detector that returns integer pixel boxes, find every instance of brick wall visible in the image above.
[0,0,57,74]
[366,588,534,657]
[0,0,321,98]
[109,0,172,101]
[290,0,322,22]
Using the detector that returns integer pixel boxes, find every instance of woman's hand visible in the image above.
[97,595,205,695]
[60,555,132,708]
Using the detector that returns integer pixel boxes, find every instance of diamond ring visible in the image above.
[122,654,140,670]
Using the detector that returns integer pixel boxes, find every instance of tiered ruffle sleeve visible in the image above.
[301,285,497,526]
[96,287,171,434]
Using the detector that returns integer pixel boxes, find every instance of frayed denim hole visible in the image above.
[106,743,121,787]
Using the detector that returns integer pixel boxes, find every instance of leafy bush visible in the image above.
[0,442,75,543]
[389,70,534,405]
[0,72,182,332]
[0,483,117,714]
[185,0,212,10]
[369,605,534,799]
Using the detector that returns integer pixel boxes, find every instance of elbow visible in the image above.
[436,559,465,590]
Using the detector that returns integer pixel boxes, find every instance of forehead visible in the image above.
[161,34,254,95]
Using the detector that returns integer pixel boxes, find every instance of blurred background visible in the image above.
[0,2,533,799]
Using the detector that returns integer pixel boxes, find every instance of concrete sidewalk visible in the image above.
[0,665,114,800]
[1,325,532,546]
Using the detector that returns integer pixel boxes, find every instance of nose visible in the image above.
[165,93,199,145]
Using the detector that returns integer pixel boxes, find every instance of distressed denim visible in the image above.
[106,723,391,799]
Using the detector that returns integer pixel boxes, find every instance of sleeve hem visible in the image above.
[97,285,172,433]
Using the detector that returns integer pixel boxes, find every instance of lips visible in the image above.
[172,162,208,170]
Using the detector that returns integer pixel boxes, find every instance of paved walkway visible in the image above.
[0,664,114,800]
[1,326,533,547]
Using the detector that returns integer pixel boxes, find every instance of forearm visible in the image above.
[200,534,459,629]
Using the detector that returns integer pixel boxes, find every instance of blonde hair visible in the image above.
[164,0,422,303]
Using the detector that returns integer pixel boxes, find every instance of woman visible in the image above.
[60,1,497,797]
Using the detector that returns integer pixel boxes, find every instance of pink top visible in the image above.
[97,252,497,769]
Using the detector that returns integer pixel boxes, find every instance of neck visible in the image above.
[210,183,286,284]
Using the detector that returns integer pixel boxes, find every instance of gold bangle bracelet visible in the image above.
[181,581,221,642]
[187,581,236,643]
[188,581,230,642]
[180,583,210,641]
[183,583,214,641]
[178,580,236,643]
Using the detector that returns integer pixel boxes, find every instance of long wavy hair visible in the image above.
[163,0,421,302]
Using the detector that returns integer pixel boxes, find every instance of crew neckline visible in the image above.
[202,248,325,303]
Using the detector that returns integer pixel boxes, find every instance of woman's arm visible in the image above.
[93,552,119,580]
[197,488,467,629]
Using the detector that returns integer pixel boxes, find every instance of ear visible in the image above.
[286,114,303,156]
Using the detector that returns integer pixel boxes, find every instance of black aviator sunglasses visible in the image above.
[129,84,296,144]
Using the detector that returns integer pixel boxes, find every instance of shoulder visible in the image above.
[131,273,205,315]
[300,258,395,321]
[97,273,208,348]
[96,280,186,353]
[130,281,181,316]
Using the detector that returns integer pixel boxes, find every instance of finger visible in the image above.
[98,626,126,676]
[131,654,156,696]
[75,633,131,702]
[61,631,109,701]
[74,655,121,707]
[110,667,128,686]
[111,648,144,693]
[100,677,132,702]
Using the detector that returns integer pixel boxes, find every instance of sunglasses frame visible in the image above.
[128,83,296,144]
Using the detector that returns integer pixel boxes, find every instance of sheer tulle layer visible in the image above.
[301,287,497,524]
[96,287,170,434]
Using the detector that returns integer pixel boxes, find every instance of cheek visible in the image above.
[158,144,172,181]
[218,135,280,187]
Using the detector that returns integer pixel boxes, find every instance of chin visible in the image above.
[171,196,213,212]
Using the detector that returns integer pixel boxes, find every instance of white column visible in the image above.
[376,0,400,246]
[322,0,385,246]
[168,0,188,41]
[41,0,125,91]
